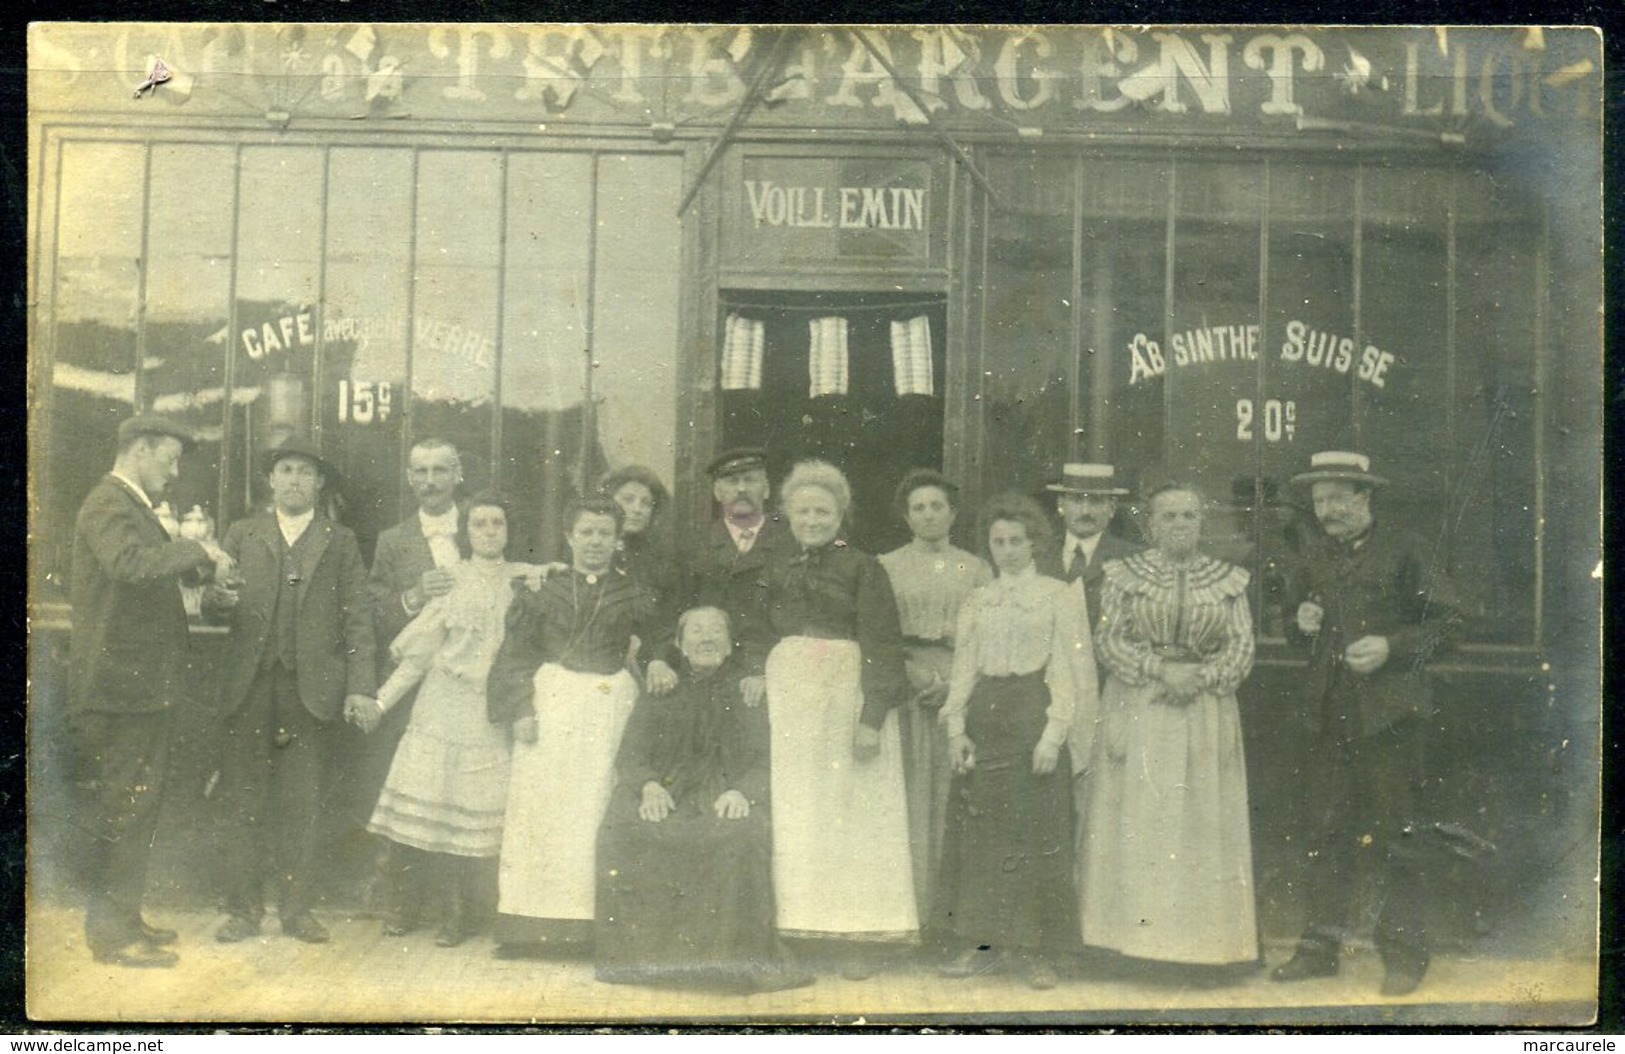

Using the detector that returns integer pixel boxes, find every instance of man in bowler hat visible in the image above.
[68,415,236,967]
[1271,450,1472,997]
[206,436,376,945]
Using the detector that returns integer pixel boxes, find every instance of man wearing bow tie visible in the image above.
[1034,463,1141,633]
[68,416,235,967]
[360,437,469,932]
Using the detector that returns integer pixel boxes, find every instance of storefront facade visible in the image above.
[27,24,1603,926]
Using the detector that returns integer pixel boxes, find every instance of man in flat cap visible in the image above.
[1271,451,1473,997]
[68,415,235,967]
[678,448,797,700]
[1035,463,1141,633]
[205,437,376,945]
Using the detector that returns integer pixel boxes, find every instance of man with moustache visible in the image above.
[1035,463,1141,632]
[362,437,468,932]
[1271,451,1472,997]
[206,437,376,945]
[679,448,797,695]
[68,415,236,967]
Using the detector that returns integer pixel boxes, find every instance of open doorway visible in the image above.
[716,289,947,555]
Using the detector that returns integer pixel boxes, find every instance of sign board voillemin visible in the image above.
[745,181,927,231]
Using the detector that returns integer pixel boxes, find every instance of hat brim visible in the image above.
[1045,484,1130,496]
[1290,470,1388,488]
[261,449,340,483]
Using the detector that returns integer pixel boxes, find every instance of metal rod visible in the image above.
[675,29,793,217]
[851,28,1001,208]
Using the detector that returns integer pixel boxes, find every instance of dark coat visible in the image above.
[1034,530,1142,632]
[68,475,214,714]
[678,516,799,672]
[213,512,377,723]
[368,508,467,657]
[1285,521,1471,740]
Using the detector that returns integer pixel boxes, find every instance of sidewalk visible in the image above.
[24,902,1596,1028]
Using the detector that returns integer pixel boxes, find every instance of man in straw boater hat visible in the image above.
[1270,450,1473,997]
[204,436,377,946]
[1036,463,1142,633]
[67,415,237,967]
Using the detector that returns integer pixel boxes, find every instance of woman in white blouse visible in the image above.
[935,492,1098,990]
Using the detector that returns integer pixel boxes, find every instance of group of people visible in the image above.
[66,416,1470,1001]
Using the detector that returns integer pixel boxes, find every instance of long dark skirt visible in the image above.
[935,671,1079,957]
[594,789,785,989]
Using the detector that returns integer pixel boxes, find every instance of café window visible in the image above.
[974,150,1546,647]
[34,135,683,591]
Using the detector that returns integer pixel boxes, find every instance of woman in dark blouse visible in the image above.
[598,464,680,692]
[758,459,919,979]
[485,495,670,955]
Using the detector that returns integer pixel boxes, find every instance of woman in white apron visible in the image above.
[758,460,919,979]
[485,495,668,956]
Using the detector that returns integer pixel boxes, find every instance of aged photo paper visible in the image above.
[25,23,1604,1027]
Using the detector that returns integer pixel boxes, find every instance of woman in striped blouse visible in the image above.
[1077,480,1259,976]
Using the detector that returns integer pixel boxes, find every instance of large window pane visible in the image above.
[593,154,682,490]
[233,146,324,521]
[144,144,234,554]
[1164,161,1262,567]
[501,152,593,560]
[981,153,1074,497]
[40,142,146,601]
[411,151,501,497]
[322,148,414,555]
[1454,173,1540,645]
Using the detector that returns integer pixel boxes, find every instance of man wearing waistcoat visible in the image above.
[206,437,377,945]
[1271,450,1471,997]
[68,415,235,967]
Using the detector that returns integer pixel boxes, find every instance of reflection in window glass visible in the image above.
[1084,158,1167,543]
[1454,173,1540,645]
[1256,163,1359,639]
[323,148,414,554]
[144,144,235,555]
[593,154,682,491]
[981,154,1074,497]
[412,151,501,497]
[1164,161,1262,572]
[233,147,324,520]
[501,152,593,560]
[42,142,147,601]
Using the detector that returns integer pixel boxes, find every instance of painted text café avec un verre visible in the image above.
[27,24,1601,942]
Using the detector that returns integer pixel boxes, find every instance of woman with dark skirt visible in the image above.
[485,495,670,956]
[935,493,1098,990]
[594,606,812,993]
[598,464,681,693]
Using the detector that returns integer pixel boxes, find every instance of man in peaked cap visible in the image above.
[205,436,376,946]
[1035,463,1142,634]
[1271,450,1473,997]
[68,415,236,967]
[677,447,797,703]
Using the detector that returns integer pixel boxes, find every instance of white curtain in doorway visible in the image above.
[720,313,764,391]
[808,316,849,397]
[890,315,934,396]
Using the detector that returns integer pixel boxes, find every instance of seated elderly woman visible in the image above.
[595,606,812,993]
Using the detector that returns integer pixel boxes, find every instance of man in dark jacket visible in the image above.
[358,436,467,931]
[1033,462,1141,633]
[206,437,376,945]
[68,415,234,967]
[1271,451,1472,997]
[679,448,798,700]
